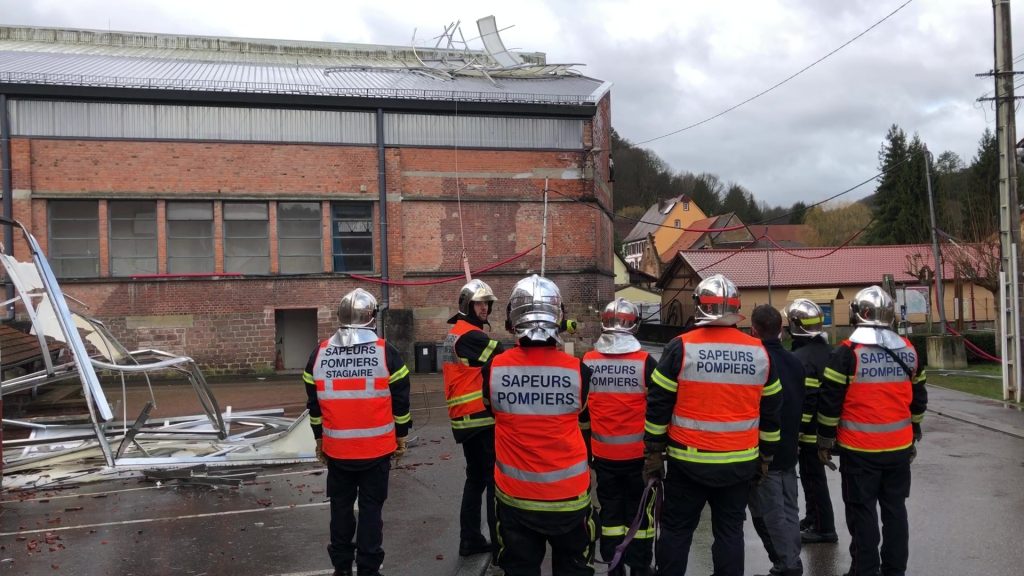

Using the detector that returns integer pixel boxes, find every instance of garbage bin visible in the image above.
[414,342,437,373]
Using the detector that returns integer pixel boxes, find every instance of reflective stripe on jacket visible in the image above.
[442,320,491,421]
[668,329,770,459]
[836,340,916,452]
[313,338,395,459]
[582,349,648,460]
[490,346,590,506]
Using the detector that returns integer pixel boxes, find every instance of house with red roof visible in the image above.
[656,244,996,329]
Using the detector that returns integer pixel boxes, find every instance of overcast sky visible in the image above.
[1,0,1014,208]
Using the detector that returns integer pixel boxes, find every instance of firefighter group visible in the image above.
[304,273,927,576]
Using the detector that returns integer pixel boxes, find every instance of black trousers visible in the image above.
[459,427,497,551]
[327,457,390,575]
[798,443,836,532]
[657,462,749,576]
[840,452,912,576]
[594,458,653,571]
[495,498,595,576]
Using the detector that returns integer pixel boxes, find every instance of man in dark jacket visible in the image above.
[748,304,805,576]
[786,298,838,544]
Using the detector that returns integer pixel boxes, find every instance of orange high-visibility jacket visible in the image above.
[583,349,648,460]
[837,340,916,452]
[669,329,770,453]
[442,320,489,419]
[312,338,396,459]
[489,346,589,502]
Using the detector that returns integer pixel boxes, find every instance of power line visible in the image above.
[635,0,915,145]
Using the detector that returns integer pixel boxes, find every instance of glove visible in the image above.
[315,438,327,465]
[908,442,917,465]
[758,453,773,483]
[642,441,666,483]
[817,436,837,471]
[393,436,408,460]
[913,426,923,443]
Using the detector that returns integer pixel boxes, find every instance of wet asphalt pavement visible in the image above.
[2,372,1024,576]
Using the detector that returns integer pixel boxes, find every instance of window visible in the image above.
[48,201,99,278]
[167,201,214,273]
[683,201,690,211]
[224,202,269,274]
[674,219,681,228]
[109,201,157,276]
[331,203,373,272]
[278,202,323,274]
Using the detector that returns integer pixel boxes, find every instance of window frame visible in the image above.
[47,200,99,278]
[223,201,270,275]
[166,201,215,274]
[108,200,158,277]
[331,202,374,273]
[277,201,324,275]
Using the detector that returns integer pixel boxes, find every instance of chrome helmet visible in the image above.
[337,288,378,329]
[785,298,824,337]
[692,274,744,326]
[508,275,562,342]
[457,279,497,317]
[849,285,895,328]
[600,298,641,334]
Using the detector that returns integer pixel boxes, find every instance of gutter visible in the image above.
[377,108,389,316]
[1,93,13,318]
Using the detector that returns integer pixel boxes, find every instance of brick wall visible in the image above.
[7,112,614,371]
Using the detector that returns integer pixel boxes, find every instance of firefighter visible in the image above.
[644,274,782,576]
[442,279,504,560]
[816,286,927,576]
[304,288,412,576]
[785,298,839,544]
[582,298,657,576]
[482,274,596,576]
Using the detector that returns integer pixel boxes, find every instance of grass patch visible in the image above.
[926,363,1004,400]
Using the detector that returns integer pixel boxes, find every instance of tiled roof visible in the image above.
[676,244,958,288]
[748,224,813,246]
[660,215,718,256]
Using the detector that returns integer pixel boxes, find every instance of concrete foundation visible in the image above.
[927,335,968,369]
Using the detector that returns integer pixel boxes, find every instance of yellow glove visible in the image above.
[315,438,327,465]
[394,436,408,459]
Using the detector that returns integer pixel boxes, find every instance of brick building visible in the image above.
[0,25,614,373]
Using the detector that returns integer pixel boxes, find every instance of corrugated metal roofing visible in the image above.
[677,244,957,288]
[0,26,608,105]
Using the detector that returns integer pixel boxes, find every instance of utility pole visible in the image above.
[993,0,1023,401]
[923,146,947,329]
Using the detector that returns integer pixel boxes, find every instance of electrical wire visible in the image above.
[635,0,915,145]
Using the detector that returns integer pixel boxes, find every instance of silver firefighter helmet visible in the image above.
[600,298,641,334]
[849,285,895,328]
[692,274,744,326]
[785,298,824,337]
[594,298,642,354]
[508,274,563,342]
[457,279,497,317]
[335,288,379,347]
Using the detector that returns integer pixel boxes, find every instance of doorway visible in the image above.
[274,308,318,371]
